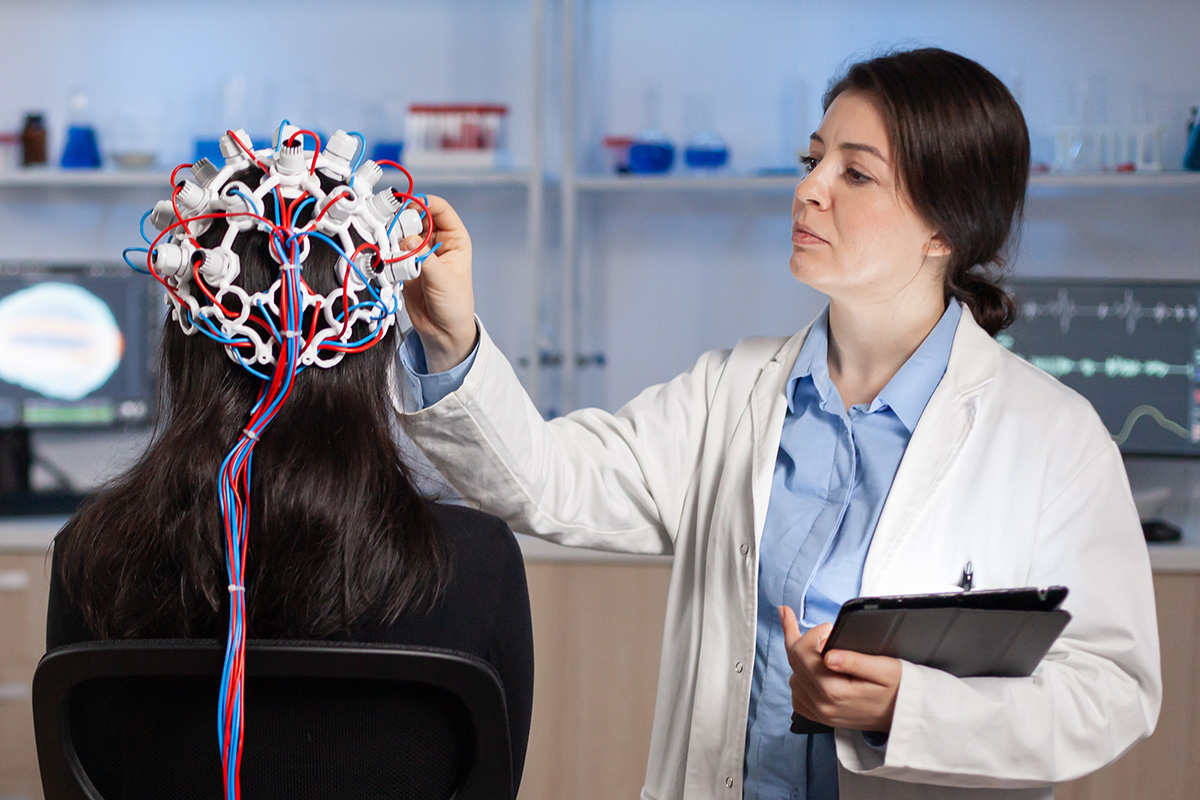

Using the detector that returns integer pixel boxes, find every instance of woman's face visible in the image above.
[790,91,947,306]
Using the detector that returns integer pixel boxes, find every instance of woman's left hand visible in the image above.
[779,605,902,732]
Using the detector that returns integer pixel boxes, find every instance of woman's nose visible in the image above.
[795,173,829,209]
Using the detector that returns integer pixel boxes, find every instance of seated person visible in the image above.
[45,126,533,795]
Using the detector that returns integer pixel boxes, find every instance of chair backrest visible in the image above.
[33,639,513,800]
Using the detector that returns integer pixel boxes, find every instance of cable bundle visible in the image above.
[124,122,438,799]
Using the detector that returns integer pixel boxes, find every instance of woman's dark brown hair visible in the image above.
[55,171,448,640]
[823,48,1030,335]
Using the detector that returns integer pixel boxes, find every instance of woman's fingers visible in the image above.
[779,611,898,730]
[394,196,477,372]
[824,649,902,687]
[422,194,470,248]
[780,605,804,652]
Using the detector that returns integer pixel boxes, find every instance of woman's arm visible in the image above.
[395,197,727,554]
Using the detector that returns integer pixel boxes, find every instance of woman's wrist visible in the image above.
[421,322,479,374]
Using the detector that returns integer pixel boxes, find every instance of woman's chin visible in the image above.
[789,256,827,289]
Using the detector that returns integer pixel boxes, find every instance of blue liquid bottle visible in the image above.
[60,90,101,169]
[1185,106,1200,171]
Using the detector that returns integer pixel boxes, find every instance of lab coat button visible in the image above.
[739,543,749,555]
[725,776,734,788]
[735,661,744,673]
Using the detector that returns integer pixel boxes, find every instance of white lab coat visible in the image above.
[396,308,1161,800]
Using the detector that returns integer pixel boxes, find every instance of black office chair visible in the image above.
[32,639,513,800]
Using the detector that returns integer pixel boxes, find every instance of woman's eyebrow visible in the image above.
[809,132,889,165]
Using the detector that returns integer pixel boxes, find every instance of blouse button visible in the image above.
[739,543,749,555]
[734,661,744,673]
[725,776,734,788]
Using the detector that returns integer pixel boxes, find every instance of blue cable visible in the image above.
[415,241,443,264]
[286,229,383,304]
[290,196,315,229]
[348,131,366,171]
[123,248,152,274]
[255,300,287,350]
[186,312,252,348]
[139,210,154,245]
[274,119,291,154]
[229,187,260,217]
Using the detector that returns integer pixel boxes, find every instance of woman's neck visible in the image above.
[825,292,947,409]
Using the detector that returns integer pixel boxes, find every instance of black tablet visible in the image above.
[821,585,1071,677]
[790,586,1071,736]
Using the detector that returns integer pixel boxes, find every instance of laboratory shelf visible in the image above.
[575,174,804,192]
[0,168,167,188]
[0,167,537,190]
[572,170,1200,193]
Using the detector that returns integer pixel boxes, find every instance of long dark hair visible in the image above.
[824,48,1030,335]
[55,172,449,640]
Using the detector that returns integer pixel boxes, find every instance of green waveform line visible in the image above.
[1112,405,1191,446]
[1026,354,1192,379]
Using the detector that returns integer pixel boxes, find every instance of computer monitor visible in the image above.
[0,263,160,513]
[1000,279,1200,458]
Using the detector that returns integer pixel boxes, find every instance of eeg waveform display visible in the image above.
[1001,280,1200,457]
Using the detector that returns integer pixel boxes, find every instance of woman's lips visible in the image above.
[792,226,828,246]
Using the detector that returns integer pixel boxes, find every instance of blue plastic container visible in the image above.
[193,139,223,164]
[371,141,404,164]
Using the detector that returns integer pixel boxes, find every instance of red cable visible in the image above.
[227,130,271,173]
[191,259,238,319]
[147,208,284,327]
[373,159,414,195]
[300,300,323,357]
[171,182,200,249]
[286,129,323,175]
[337,243,381,338]
[312,191,350,226]
[170,163,193,186]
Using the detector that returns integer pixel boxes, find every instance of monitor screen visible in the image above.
[0,263,159,430]
[1000,279,1200,458]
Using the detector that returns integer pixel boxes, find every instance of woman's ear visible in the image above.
[925,236,952,257]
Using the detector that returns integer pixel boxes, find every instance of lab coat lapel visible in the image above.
[749,325,812,549]
[861,311,998,592]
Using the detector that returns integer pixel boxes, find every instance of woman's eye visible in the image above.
[799,155,819,175]
[845,168,871,185]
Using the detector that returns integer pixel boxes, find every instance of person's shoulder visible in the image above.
[990,339,1095,410]
[428,501,523,565]
[976,335,1115,450]
[726,331,799,364]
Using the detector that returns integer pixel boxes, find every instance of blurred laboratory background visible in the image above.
[0,1,1198,798]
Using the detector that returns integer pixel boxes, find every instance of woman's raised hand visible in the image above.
[401,194,479,373]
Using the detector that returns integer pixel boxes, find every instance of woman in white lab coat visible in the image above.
[393,48,1160,800]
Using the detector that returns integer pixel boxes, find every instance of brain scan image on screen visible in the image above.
[0,282,124,401]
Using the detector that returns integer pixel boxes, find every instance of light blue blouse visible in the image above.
[743,300,961,800]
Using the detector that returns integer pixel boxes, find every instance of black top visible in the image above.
[46,501,534,792]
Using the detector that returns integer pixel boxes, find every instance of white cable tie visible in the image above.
[283,330,301,339]
[242,427,260,441]
[228,585,245,593]
[282,263,303,271]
